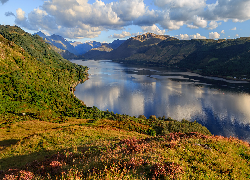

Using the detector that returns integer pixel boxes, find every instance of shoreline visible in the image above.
[112,59,250,84]
[81,59,250,83]
[69,68,89,95]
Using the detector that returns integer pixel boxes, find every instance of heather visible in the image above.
[1,25,250,179]
[1,120,250,179]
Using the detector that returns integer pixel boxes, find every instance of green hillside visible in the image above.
[1,26,250,179]
[0,25,88,121]
[87,33,250,80]
[179,38,250,78]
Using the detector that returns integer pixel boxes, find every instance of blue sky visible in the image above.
[1,0,250,43]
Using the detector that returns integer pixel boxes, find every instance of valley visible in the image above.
[0,25,250,179]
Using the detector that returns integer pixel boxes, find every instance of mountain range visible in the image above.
[83,33,250,79]
[34,31,125,59]
[1,25,250,179]
[34,31,250,80]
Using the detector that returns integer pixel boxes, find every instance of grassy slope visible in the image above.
[0,26,250,179]
[1,119,250,179]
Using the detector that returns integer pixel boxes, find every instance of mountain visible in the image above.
[34,32,125,58]
[72,40,126,55]
[1,25,250,179]
[108,39,126,49]
[85,33,250,79]
[72,41,102,55]
[83,32,172,60]
[34,31,47,38]
[34,32,77,54]
[0,25,211,134]
[50,45,84,60]
[91,44,113,52]
[124,37,250,78]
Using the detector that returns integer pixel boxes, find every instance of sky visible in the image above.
[1,0,250,43]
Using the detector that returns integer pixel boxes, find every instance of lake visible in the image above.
[72,60,250,142]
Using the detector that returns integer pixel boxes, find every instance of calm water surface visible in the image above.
[72,60,250,142]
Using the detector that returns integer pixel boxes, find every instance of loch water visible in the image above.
[72,60,250,142]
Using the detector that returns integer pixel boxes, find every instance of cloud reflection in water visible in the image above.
[73,60,250,141]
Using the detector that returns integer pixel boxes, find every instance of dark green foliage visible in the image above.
[150,118,211,136]
[97,35,250,79]
[0,25,89,123]
[178,38,250,78]
[0,25,211,137]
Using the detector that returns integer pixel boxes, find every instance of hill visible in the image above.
[83,44,113,59]
[0,25,89,120]
[1,26,250,179]
[85,33,250,80]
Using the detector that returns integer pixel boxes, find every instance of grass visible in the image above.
[0,118,148,171]
[1,25,250,179]
[1,117,250,179]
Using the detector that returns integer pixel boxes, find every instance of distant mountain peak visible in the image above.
[70,41,83,47]
[131,33,170,42]
[34,31,47,38]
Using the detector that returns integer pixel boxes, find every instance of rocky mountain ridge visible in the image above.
[34,31,125,58]
[131,32,170,42]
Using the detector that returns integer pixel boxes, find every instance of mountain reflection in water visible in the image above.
[72,60,250,142]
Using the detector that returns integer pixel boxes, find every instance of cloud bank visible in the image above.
[5,0,250,39]
[175,33,206,40]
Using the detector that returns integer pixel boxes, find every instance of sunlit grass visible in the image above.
[0,118,149,171]
[1,118,250,179]
[1,25,250,179]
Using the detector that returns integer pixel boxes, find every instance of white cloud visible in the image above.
[186,24,198,29]
[235,34,239,38]
[14,8,36,30]
[186,16,207,29]
[204,0,250,22]
[112,0,146,21]
[28,8,57,31]
[209,32,220,39]
[8,0,250,40]
[16,8,25,21]
[175,33,206,40]
[231,27,237,30]
[141,24,165,35]
[110,31,132,39]
[160,19,184,30]
[57,26,103,39]
[208,21,221,30]
[190,33,206,39]
[154,0,206,10]
[221,30,225,34]
[192,16,207,28]
[131,32,140,36]
[175,34,189,40]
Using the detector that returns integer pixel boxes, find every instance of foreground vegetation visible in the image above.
[1,118,250,179]
[1,25,250,179]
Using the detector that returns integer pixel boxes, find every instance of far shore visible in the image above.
[71,59,250,84]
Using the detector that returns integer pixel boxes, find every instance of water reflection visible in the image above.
[72,60,250,142]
